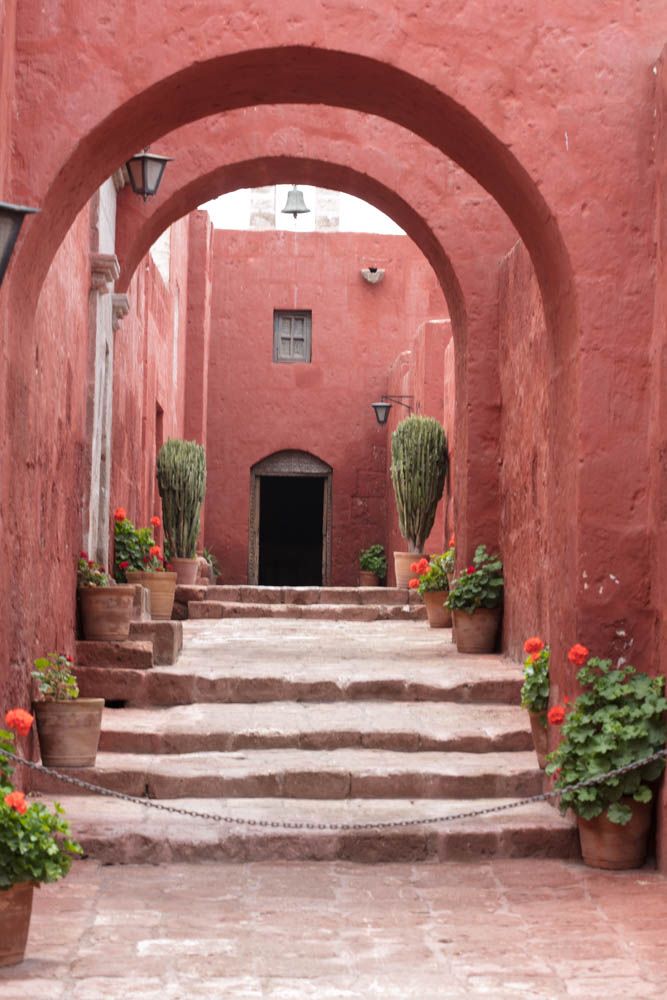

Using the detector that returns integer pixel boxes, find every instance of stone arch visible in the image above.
[249,450,333,585]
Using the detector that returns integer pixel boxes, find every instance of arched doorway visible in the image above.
[249,450,333,586]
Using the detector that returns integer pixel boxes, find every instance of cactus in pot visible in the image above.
[390,416,448,585]
[157,439,207,584]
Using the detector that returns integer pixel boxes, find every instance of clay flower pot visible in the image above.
[578,799,653,870]
[33,698,104,767]
[452,607,501,653]
[171,557,200,585]
[126,571,177,620]
[359,571,379,587]
[422,591,452,628]
[393,552,427,589]
[0,882,34,967]
[528,711,548,769]
[78,585,134,641]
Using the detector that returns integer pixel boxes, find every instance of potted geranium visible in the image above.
[358,544,387,587]
[409,554,452,628]
[77,552,133,641]
[390,416,448,587]
[520,637,550,767]
[446,544,503,653]
[0,708,81,966]
[32,653,104,767]
[546,644,667,870]
[114,509,177,620]
[157,439,207,585]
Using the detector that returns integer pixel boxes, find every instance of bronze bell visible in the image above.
[281,185,310,219]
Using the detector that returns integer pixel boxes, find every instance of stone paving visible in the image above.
[1,859,666,999]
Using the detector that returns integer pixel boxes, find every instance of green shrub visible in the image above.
[359,544,387,578]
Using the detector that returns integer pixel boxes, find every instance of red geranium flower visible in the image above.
[448,534,455,547]
[166,563,174,571]
[567,643,589,667]
[149,545,161,557]
[4,791,27,815]
[119,561,129,570]
[467,565,475,574]
[529,652,541,664]
[150,516,161,527]
[79,550,88,560]
[547,705,566,726]
[410,562,419,573]
[408,578,419,589]
[113,507,127,522]
[4,708,34,737]
[417,558,430,574]
[524,636,544,655]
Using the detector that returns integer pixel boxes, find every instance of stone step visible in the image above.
[43,794,578,863]
[75,654,522,707]
[188,602,426,622]
[31,748,542,800]
[75,640,154,671]
[97,702,533,754]
[129,621,183,666]
[206,586,419,606]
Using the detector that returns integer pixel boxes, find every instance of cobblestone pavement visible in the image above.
[1,858,666,999]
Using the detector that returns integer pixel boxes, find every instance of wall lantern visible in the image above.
[0,201,39,286]
[125,150,172,201]
[281,185,310,219]
[371,395,414,425]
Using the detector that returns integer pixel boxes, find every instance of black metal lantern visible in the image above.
[0,201,39,286]
[125,150,172,201]
[281,185,310,219]
[371,395,414,426]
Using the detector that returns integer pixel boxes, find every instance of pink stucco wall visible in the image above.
[204,229,447,584]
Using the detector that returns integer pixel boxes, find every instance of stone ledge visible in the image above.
[130,621,183,665]
[75,640,154,670]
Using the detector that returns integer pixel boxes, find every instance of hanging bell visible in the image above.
[281,185,310,219]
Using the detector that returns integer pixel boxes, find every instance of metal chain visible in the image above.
[3,747,666,833]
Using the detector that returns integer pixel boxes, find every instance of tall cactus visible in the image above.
[390,416,448,552]
[156,439,207,558]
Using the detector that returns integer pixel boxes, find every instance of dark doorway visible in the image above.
[258,476,324,585]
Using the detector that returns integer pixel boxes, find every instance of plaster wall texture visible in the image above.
[205,229,446,585]
[0,0,16,195]
[111,216,190,532]
[498,241,550,669]
[384,321,450,584]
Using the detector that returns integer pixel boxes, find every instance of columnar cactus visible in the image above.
[156,439,207,558]
[390,416,448,552]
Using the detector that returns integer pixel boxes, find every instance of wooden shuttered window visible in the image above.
[273,310,312,363]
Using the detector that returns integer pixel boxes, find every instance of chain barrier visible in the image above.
[3,747,667,833]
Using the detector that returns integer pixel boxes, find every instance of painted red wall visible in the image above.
[112,215,190,529]
[384,321,451,584]
[205,229,447,584]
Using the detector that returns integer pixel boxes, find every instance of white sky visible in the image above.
[199,185,405,235]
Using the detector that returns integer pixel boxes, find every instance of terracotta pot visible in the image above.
[578,799,653,870]
[359,571,379,587]
[0,882,34,967]
[127,571,177,620]
[78,586,134,641]
[171,557,200,585]
[528,711,548,769]
[33,698,104,767]
[452,607,501,653]
[423,591,452,628]
[393,551,427,589]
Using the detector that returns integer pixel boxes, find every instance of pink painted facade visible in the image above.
[205,229,447,585]
[0,4,667,861]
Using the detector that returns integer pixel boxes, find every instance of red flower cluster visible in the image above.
[4,791,27,815]
[408,578,419,589]
[150,516,161,528]
[4,708,34,737]
[79,550,88,560]
[448,534,455,548]
[114,507,127,522]
[410,558,430,575]
[466,565,475,574]
[524,636,544,655]
[567,643,589,666]
[547,705,566,726]
[149,545,162,558]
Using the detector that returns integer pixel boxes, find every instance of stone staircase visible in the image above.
[181,584,427,622]
[34,603,578,863]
